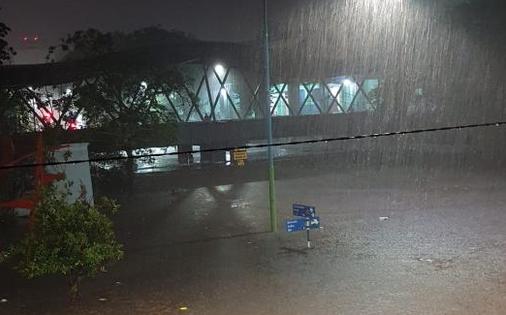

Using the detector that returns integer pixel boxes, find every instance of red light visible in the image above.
[40,108,54,125]
[67,119,77,131]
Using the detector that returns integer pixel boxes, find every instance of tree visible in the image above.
[0,88,28,134]
[0,8,15,65]
[0,185,123,300]
[0,86,81,135]
[1,12,81,134]
[48,27,196,175]
[0,9,21,134]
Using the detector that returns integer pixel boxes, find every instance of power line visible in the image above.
[1,120,505,171]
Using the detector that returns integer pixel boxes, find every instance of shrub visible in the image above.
[0,185,123,300]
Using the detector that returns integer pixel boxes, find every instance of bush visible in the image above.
[0,185,123,300]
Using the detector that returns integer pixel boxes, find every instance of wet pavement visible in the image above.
[1,161,506,314]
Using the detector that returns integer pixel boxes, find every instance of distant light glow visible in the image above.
[216,184,232,192]
[342,79,354,86]
[140,81,148,89]
[214,64,226,77]
[220,88,227,98]
[330,85,341,97]
[67,119,77,131]
[41,108,54,125]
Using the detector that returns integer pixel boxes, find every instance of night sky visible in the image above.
[1,0,278,63]
[1,0,475,64]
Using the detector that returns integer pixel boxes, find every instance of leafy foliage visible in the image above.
[48,27,194,135]
[0,89,29,134]
[16,87,81,131]
[0,8,15,65]
[0,186,123,300]
[47,28,196,171]
[0,9,23,133]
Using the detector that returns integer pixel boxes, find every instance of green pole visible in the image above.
[263,0,278,232]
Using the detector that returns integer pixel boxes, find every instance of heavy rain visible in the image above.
[0,0,505,314]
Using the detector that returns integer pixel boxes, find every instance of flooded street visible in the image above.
[2,1,506,313]
[2,157,506,314]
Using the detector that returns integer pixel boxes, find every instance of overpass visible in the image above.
[1,40,383,164]
[175,112,371,162]
[177,112,370,145]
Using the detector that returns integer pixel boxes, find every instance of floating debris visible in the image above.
[379,216,390,221]
[231,202,249,209]
[98,297,108,302]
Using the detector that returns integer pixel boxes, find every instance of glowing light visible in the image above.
[42,111,53,124]
[140,81,148,89]
[178,306,189,311]
[220,88,227,98]
[342,79,354,86]
[67,119,77,131]
[330,85,341,97]
[216,184,232,192]
[214,64,226,77]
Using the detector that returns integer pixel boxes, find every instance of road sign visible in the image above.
[286,217,321,233]
[307,217,320,229]
[293,204,316,218]
[286,218,308,232]
[287,205,321,248]
[232,149,248,166]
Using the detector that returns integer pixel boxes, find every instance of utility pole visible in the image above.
[263,0,278,232]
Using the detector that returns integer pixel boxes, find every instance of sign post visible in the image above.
[306,226,311,248]
[285,204,321,248]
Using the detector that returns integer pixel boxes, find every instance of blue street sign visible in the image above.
[286,218,307,232]
[307,217,320,229]
[293,204,316,218]
[286,217,321,233]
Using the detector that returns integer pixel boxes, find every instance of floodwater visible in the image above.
[2,0,506,314]
[1,154,506,314]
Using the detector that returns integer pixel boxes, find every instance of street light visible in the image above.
[263,0,278,232]
[214,64,226,78]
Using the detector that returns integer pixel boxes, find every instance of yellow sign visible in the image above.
[232,149,248,166]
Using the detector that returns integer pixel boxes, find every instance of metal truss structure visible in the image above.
[164,64,381,123]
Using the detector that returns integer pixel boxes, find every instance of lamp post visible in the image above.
[263,0,278,232]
